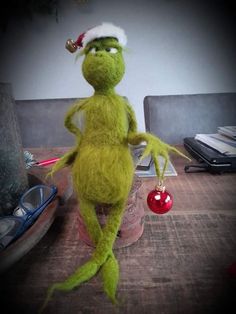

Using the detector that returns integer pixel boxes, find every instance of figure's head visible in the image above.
[82,37,125,91]
[65,22,127,92]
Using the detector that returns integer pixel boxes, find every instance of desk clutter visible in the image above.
[184,125,236,173]
[0,185,57,252]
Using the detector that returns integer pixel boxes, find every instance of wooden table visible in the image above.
[1,147,236,314]
[22,146,236,213]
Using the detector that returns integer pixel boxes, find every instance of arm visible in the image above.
[125,102,190,180]
[48,100,85,177]
[64,99,85,141]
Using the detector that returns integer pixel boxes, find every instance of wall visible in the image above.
[0,0,236,132]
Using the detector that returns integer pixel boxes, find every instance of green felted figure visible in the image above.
[41,22,189,311]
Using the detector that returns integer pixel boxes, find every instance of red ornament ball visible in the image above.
[147,188,173,214]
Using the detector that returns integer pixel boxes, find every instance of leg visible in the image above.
[79,198,103,245]
[92,200,126,304]
[92,199,126,264]
[40,200,126,312]
[79,198,121,304]
[40,198,101,312]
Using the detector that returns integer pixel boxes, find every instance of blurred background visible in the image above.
[0,0,236,131]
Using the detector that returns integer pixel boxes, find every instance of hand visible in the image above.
[140,134,191,180]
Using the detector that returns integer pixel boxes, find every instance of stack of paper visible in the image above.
[195,131,236,156]
[218,126,236,140]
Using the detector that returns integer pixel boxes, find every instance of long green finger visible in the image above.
[140,146,151,160]
[153,155,162,179]
[169,146,191,161]
[45,148,78,179]
[161,153,169,179]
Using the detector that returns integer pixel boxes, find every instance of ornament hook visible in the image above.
[156,180,165,192]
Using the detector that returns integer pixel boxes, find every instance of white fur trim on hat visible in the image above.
[81,22,127,49]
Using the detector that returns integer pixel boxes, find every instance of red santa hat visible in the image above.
[65,22,127,53]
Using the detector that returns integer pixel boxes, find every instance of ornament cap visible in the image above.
[65,39,78,53]
[156,180,165,192]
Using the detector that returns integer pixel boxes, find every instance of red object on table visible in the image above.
[147,187,173,214]
[36,157,60,167]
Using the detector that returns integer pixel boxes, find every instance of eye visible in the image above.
[89,47,97,54]
[106,47,118,54]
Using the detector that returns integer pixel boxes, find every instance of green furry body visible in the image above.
[41,36,189,312]
[72,95,134,204]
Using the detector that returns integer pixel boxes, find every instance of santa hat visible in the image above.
[65,22,127,53]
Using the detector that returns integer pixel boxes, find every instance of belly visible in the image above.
[72,145,135,204]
